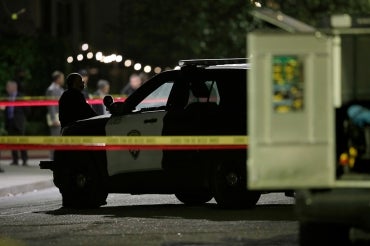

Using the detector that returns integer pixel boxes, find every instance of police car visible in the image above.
[41,58,262,209]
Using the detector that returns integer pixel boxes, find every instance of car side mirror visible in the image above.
[109,102,132,116]
[104,95,132,116]
[103,95,114,111]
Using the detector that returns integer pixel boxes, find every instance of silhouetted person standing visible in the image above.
[46,71,64,135]
[78,69,91,99]
[59,73,97,129]
[5,81,28,166]
[92,79,110,115]
[121,73,142,96]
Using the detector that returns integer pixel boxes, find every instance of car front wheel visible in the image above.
[53,151,108,209]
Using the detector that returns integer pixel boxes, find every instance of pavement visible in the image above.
[0,150,53,197]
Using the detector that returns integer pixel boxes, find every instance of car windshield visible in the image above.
[135,82,174,111]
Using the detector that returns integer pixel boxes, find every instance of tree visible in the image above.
[119,0,370,68]
[119,0,257,66]
[266,0,370,26]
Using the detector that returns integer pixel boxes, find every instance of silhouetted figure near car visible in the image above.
[78,69,91,99]
[121,73,142,96]
[59,73,97,129]
[46,70,65,135]
[92,79,110,115]
[4,81,29,166]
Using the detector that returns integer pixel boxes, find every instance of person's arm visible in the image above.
[46,89,60,126]
[84,101,98,118]
[77,92,97,119]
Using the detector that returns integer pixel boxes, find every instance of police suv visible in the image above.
[41,59,262,209]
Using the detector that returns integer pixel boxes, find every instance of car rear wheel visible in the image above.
[175,191,213,206]
[53,151,108,209]
[213,162,261,209]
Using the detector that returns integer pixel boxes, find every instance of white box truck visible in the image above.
[248,30,370,245]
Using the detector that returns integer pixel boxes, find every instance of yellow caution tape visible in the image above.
[0,136,248,146]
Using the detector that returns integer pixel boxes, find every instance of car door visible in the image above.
[105,75,175,176]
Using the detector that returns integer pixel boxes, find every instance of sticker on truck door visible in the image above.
[272,55,304,113]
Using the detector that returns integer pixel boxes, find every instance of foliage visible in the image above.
[119,0,370,67]
[0,35,65,95]
[119,0,258,66]
[0,34,66,135]
[268,0,370,26]
[0,37,33,93]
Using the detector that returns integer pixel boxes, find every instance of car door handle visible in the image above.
[144,118,158,124]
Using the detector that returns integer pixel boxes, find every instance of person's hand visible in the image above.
[52,120,61,127]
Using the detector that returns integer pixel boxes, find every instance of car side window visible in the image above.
[187,80,220,105]
[136,82,174,111]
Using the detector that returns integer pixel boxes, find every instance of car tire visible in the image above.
[299,221,350,246]
[53,151,108,209]
[213,162,261,209]
[175,191,213,206]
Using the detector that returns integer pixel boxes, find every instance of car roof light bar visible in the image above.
[179,58,248,67]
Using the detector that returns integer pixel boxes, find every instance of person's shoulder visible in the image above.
[61,89,84,99]
[47,82,59,91]
[60,89,72,98]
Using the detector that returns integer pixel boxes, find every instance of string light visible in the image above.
[116,55,123,62]
[134,63,142,71]
[144,65,151,73]
[124,59,132,67]
[95,52,103,61]
[66,46,169,74]
[81,43,89,51]
[154,67,162,74]
[87,52,93,59]
[77,54,83,61]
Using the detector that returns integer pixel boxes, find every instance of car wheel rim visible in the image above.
[76,174,87,188]
[225,171,239,187]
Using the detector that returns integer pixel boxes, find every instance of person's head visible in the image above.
[6,81,18,94]
[52,70,65,86]
[97,79,110,95]
[129,74,142,90]
[78,69,89,85]
[139,72,149,84]
[66,73,84,91]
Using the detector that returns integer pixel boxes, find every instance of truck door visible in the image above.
[106,79,174,176]
[247,32,336,189]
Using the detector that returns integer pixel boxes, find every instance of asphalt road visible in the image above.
[0,189,297,246]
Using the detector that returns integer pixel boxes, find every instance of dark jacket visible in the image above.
[59,88,97,128]
[4,92,29,132]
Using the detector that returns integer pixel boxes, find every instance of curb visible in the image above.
[0,179,54,197]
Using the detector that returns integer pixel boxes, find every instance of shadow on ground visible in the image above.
[37,203,297,222]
